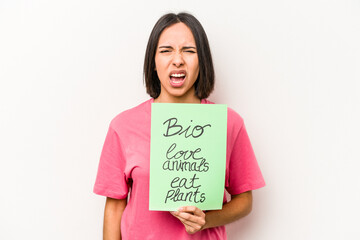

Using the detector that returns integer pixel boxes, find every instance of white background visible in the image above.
[1,0,359,239]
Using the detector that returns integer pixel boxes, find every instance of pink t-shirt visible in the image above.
[93,99,265,240]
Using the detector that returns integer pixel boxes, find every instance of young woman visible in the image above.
[94,12,265,240]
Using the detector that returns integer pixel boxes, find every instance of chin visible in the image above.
[164,87,184,96]
[171,89,191,97]
[161,84,195,100]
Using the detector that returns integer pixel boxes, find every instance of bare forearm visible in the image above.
[103,211,122,240]
[103,197,127,240]
[203,191,253,230]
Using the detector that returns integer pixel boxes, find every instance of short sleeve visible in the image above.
[226,121,265,195]
[93,126,129,199]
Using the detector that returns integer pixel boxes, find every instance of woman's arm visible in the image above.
[171,190,252,234]
[103,197,127,240]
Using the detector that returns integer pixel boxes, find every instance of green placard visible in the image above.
[149,103,227,211]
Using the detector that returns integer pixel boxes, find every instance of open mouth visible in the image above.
[169,73,186,87]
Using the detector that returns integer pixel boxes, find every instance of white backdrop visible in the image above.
[1,0,359,239]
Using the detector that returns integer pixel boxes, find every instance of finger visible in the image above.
[174,212,206,228]
[177,215,197,228]
[175,207,206,227]
[171,211,202,226]
[171,211,205,234]
[178,206,205,217]
[185,224,202,234]
[175,211,201,223]
[176,214,204,227]
[175,215,203,234]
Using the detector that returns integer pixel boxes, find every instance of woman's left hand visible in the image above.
[170,206,206,234]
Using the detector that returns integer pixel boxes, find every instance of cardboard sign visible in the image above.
[149,103,227,211]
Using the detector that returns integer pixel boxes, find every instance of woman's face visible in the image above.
[154,22,200,103]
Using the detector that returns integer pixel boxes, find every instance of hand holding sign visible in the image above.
[170,206,206,234]
[150,103,227,211]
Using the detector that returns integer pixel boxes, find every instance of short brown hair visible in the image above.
[143,12,215,99]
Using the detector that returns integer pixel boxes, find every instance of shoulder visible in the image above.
[227,107,245,137]
[227,107,244,127]
[109,99,152,131]
[202,99,244,131]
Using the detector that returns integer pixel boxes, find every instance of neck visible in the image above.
[154,89,201,104]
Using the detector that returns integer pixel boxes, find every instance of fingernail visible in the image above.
[178,207,183,211]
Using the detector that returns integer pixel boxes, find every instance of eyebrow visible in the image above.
[183,46,196,50]
[158,46,196,50]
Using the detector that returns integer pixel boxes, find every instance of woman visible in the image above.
[94,12,265,239]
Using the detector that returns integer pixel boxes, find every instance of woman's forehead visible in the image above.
[157,22,196,47]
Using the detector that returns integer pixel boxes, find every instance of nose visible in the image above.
[172,51,184,67]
